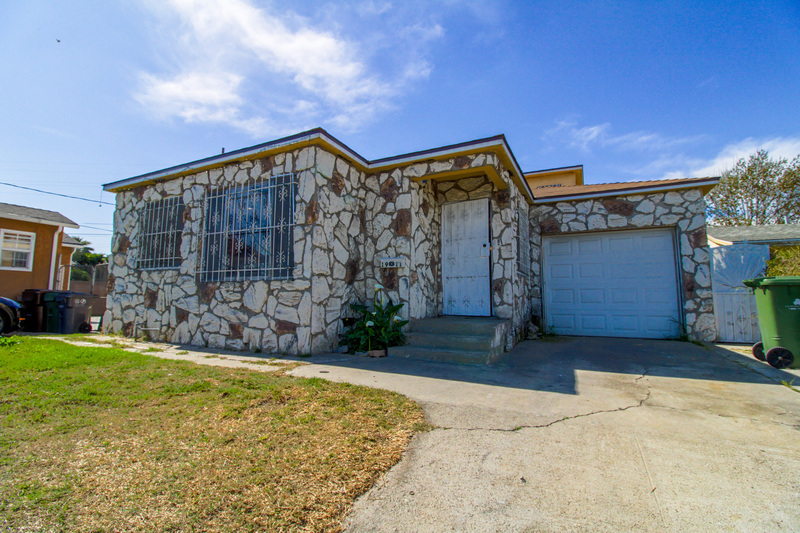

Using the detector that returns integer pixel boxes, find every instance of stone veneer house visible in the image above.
[103,129,718,356]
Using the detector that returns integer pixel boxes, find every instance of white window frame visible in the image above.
[0,229,36,271]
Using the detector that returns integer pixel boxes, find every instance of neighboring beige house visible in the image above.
[0,202,81,300]
[102,128,718,356]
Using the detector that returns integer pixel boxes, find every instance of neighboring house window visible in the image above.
[199,173,295,282]
[137,197,185,269]
[0,229,35,271]
[517,204,530,276]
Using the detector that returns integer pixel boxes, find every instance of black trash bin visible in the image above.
[63,293,93,334]
[21,289,49,332]
[43,292,93,334]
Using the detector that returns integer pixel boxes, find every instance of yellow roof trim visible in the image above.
[408,165,506,190]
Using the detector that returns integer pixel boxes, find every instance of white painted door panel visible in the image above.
[442,199,491,316]
[543,229,681,339]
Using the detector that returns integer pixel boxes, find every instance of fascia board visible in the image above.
[532,179,719,204]
[0,213,79,229]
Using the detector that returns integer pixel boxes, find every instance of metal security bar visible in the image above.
[137,196,185,270]
[199,173,295,282]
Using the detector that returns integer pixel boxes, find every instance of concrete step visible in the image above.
[410,316,506,336]
[390,316,509,365]
[388,345,500,366]
[405,331,495,352]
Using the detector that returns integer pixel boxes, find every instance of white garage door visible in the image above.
[543,229,681,339]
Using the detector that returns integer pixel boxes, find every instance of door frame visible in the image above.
[441,198,493,316]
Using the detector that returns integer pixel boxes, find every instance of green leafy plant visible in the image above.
[342,285,409,353]
[0,336,21,347]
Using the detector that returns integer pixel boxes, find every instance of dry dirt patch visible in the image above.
[0,337,427,532]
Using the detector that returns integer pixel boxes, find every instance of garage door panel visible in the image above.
[578,263,604,278]
[609,264,639,279]
[550,264,574,279]
[551,314,576,331]
[611,315,639,333]
[642,234,673,251]
[607,235,635,253]
[643,315,678,335]
[549,240,573,255]
[610,288,638,304]
[550,289,575,304]
[579,288,605,304]
[580,315,607,332]
[544,229,681,339]
[578,238,602,254]
[645,288,676,305]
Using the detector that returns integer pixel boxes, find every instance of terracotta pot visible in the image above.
[367,349,387,358]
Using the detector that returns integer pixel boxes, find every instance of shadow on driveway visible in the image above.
[291,336,797,396]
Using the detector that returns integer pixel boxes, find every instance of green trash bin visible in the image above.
[743,276,800,369]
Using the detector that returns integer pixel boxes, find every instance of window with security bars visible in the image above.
[517,204,530,276]
[199,173,295,282]
[137,197,185,269]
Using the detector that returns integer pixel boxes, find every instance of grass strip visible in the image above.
[0,337,427,532]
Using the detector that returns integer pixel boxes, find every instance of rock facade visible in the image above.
[531,188,716,342]
[106,146,534,354]
[107,146,368,354]
[363,152,532,349]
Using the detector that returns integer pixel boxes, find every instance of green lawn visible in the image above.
[0,337,427,532]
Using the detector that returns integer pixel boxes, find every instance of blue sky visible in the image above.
[1,0,799,254]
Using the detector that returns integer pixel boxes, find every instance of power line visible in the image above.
[0,182,115,205]
[78,224,113,233]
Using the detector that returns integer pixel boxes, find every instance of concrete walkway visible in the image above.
[288,337,800,532]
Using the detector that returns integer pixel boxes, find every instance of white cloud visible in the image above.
[686,137,800,178]
[136,0,441,137]
[546,118,702,153]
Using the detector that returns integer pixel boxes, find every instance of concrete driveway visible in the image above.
[290,337,800,532]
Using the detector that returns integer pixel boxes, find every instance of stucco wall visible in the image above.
[0,217,61,300]
[531,188,716,342]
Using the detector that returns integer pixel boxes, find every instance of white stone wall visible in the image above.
[361,152,534,348]
[107,145,536,354]
[531,189,716,342]
[106,146,366,355]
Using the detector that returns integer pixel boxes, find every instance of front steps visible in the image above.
[388,316,509,365]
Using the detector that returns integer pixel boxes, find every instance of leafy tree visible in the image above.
[706,149,800,226]
[71,238,108,267]
[766,246,800,276]
[68,237,107,281]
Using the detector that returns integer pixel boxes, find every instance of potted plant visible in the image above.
[342,284,409,356]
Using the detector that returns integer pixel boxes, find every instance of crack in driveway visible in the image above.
[435,373,652,432]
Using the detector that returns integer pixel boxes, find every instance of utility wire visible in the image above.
[78,224,113,233]
[0,181,115,206]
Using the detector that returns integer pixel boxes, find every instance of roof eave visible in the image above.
[0,213,79,229]
[533,178,719,204]
[103,131,536,203]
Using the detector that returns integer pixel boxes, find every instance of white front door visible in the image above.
[543,228,681,338]
[442,199,491,316]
